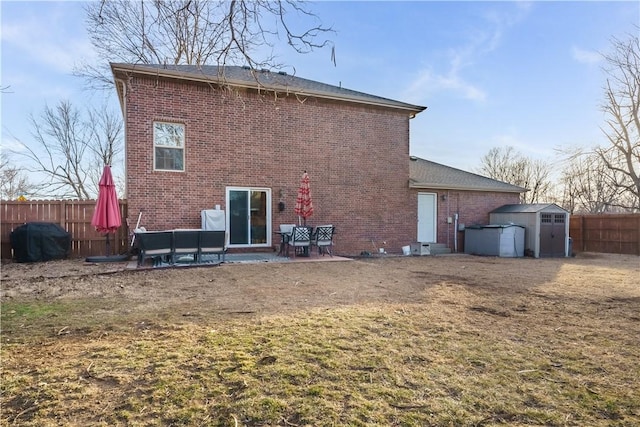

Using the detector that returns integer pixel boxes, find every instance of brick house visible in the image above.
[111,63,523,255]
[409,157,525,252]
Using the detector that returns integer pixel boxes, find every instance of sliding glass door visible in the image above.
[227,187,271,247]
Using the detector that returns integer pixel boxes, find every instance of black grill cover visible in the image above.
[10,222,71,263]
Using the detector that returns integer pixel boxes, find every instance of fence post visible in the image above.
[580,215,586,252]
[60,200,66,228]
[637,215,640,256]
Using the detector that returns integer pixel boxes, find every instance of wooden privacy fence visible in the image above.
[570,214,640,256]
[1,200,129,259]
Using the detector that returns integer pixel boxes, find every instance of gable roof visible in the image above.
[110,63,427,114]
[491,203,568,214]
[409,156,526,193]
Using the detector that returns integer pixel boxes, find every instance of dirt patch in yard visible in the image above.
[1,253,639,426]
[1,252,638,332]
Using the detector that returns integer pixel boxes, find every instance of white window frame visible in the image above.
[226,187,272,248]
[153,121,185,172]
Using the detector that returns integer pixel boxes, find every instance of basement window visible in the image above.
[153,121,185,171]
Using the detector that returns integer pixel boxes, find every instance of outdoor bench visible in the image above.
[135,229,226,267]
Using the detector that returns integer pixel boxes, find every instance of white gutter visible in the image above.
[110,64,426,114]
[114,78,127,198]
[409,182,526,193]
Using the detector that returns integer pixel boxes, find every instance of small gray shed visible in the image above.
[489,204,570,258]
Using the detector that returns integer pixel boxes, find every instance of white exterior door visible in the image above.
[417,193,437,242]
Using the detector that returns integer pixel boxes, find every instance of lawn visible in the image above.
[1,253,639,426]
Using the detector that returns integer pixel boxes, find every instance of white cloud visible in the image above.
[571,46,601,65]
[405,68,486,103]
[488,132,555,160]
[480,1,532,55]
[405,2,532,104]
[0,134,28,153]
[1,4,96,74]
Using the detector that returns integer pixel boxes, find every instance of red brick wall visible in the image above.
[121,75,416,255]
[411,188,520,252]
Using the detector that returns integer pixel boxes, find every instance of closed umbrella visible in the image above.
[294,171,314,225]
[91,165,122,256]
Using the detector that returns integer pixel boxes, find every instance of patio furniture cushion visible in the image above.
[172,229,200,263]
[136,231,173,266]
[198,230,227,262]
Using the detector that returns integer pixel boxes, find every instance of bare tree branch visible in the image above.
[10,101,123,200]
[0,153,33,200]
[597,30,640,211]
[75,0,334,90]
[557,146,632,213]
[477,146,552,204]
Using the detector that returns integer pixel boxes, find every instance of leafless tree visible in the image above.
[0,153,33,200]
[596,31,640,211]
[76,0,334,89]
[477,146,552,204]
[558,147,631,213]
[12,100,123,200]
[86,106,125,186]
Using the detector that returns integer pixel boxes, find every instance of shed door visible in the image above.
[417,193,437,242]
[539,213,566,257]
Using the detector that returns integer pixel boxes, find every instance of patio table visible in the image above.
[274,231,291,256]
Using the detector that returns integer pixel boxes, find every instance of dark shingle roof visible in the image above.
[490,204,568,214]
[110,63,426,113]
[409,156,526,193]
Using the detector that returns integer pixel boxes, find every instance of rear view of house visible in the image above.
[111,64,426,255]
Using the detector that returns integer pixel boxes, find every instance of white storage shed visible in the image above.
[489,204,570,258]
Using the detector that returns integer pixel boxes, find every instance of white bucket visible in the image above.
[402,245,411,256]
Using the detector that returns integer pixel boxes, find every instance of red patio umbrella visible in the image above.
[294,171,314,225]
[91,165,122,256]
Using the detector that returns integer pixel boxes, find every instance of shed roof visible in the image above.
[409,156,526,193]
[110,63,426,114]
[490,204,569,214]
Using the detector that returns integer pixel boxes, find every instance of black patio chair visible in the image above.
[313,225,335,256]
[288,226,312,258]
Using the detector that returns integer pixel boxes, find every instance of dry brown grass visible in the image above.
[1,253,639,426]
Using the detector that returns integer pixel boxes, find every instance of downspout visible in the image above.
[454,213,459,253]
[446,191,450,248]
[115,78,127,199]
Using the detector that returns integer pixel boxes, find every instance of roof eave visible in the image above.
[112,77,126,113]
[110,63,426,114]
[409,181,526,193]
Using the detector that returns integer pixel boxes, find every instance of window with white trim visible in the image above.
[153,121,185,171]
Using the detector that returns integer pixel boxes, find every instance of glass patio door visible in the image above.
[227,188,271,247]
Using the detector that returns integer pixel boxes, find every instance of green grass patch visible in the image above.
[4,301,639,426]
[1,299,125,342]
[1,301,67,321]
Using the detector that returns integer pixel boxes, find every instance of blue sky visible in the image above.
[2,1,639,175]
